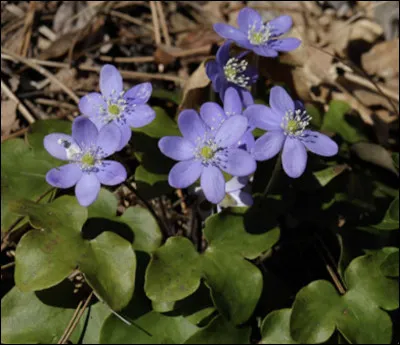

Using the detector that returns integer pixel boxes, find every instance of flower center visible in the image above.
[281,109,312,137]
[200,146,215,160]
[223,58,250,87]
[81,153,96,167]
[108,104,121,116]
[248,23,271,45]
[99,90,127,124]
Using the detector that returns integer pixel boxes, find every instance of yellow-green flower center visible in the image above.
[224,66,236,80]
[251,32,264,45]
[108,104,120,116]
[81,153,96,166]
[200,146,214,160]
[286,119,299,134]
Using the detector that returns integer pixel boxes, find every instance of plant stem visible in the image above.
[263,154,282,197]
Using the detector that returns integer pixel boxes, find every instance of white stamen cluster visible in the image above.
[98,90,128,124]
[57,139,103,172]
[248,23,272,45]
[193,136,219,165]
[281,109,312,138]
[224,58,250,87]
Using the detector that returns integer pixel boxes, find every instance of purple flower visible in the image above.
[44,117,127,206]
[244,86,338,178]
[206,41,257,104]
[214,8,301,57]
[79,64,155,151]
[219,176,254,209]
[158,109,257,204]
[200,87,255,152]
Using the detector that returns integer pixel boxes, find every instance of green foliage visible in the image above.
[144,205,280,325]
[321,100,366,143]
[184,316,251,344]
[1,119,71,232]
[260,309,297,344]
[12,196,137,310]
[1,283,84,344]
[289,248,397,344]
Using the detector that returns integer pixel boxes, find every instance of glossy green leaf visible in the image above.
[313,165,349,187]
[1,120,72,232]
[290,249,397,344]
[133,106,179,138]
[352,142,398,174]
[12,196,136,311]
[1,284,84,344]
[337,290,392,344]
[321,100,366,143]
[13,197,88,291]
[380,250,399,278]
[82,302,111,344]
[203,207,280,260]
[184,316,251,344]
[80,232,136,311]
[260,309,297,344]
[290,280,341,344]
[344,247,398,310]
[373,194,399,230]
[392,153,399,173]
[144,237,201,302]
[100,312,198,344]
[88,189,162,253]
[202,248,263,325]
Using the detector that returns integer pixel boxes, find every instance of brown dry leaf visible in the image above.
[2,26,25,55]
[177,28,222,50]
[179,61,211,112]
[1,100,19,136]
[362,39,399,80]
[329,19,383,56]
[53,1,95,36]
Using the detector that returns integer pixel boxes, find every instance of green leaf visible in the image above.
[337,290,392,344]
[133,106,180,138]
[351,142,398,174]
[392,153,399,173]
[13,196,136,311]
[380,250,399,278]
[260,309,298,344]
[312,164,349,187]
[152,89,182,105]
[1,284,84,344]
[1,119,72,232]
[82,302,111,344]
[321,100,366,143]
[204,207,280,260]
[80,232,136,311]
[100,312,198,344]
[88,189,162,253]
[373,194,399,230]
[202,248,263,325]
[144,237,201,302]
[13,197,88,291]
[290,280,341,344]
[290,249,397,344]
[184,316,251,344]
[344,247,398,310]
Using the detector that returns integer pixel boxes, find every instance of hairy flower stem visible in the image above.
[263,154,282,197]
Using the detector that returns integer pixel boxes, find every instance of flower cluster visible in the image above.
[44,7,338,208]
[207,7,301,102]
[159,7,338,204]
[44,65,155,206]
